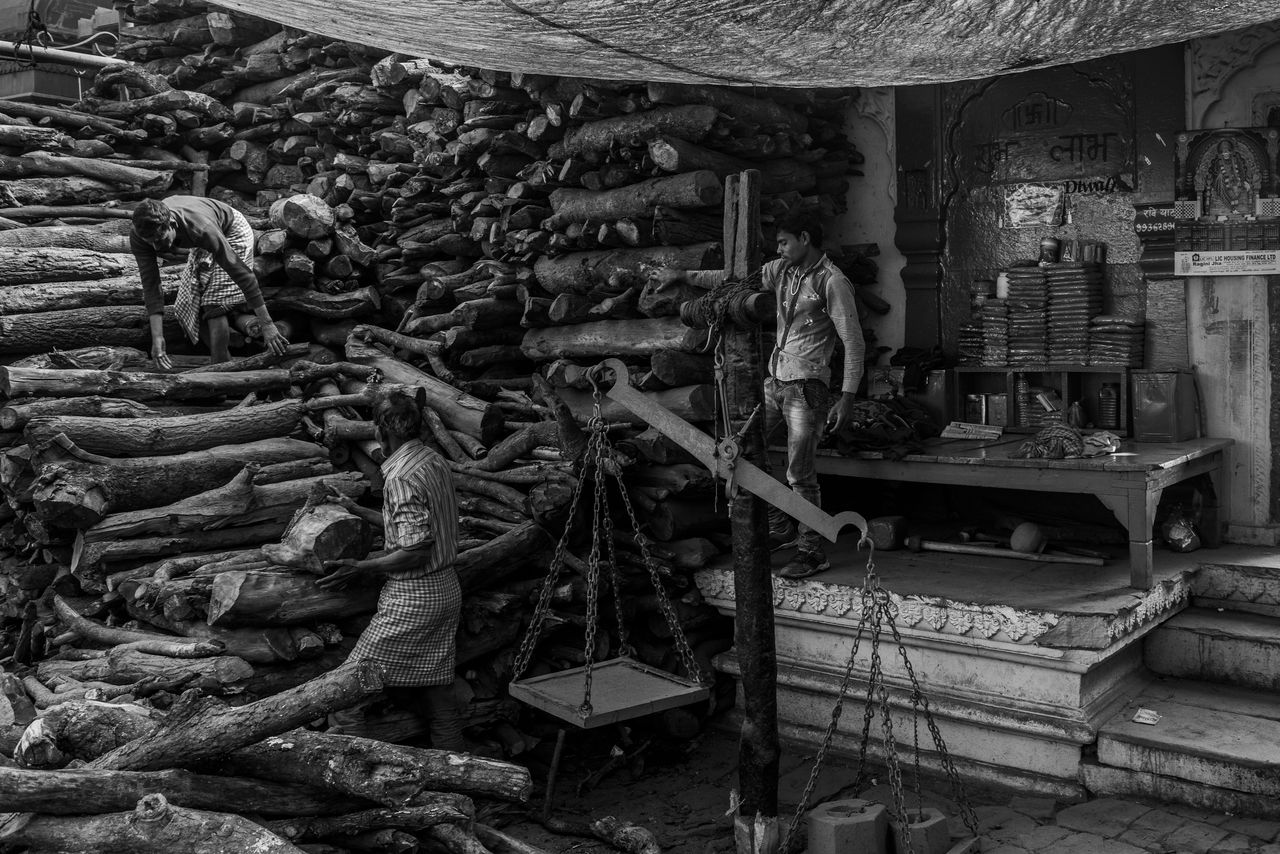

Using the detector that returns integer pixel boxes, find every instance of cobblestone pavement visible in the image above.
[498,726,1280,853]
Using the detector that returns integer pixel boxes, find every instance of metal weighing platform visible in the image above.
[508,657,710,729]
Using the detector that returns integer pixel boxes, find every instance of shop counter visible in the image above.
[807,436,1232,589]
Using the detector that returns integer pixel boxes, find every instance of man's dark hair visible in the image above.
[374,390,425,444]
[132,199,171,240]
[776,209,824,248]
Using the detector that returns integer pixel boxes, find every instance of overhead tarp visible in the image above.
[211,0,1280,87]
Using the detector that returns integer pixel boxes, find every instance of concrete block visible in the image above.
[807,799,888,854]
[890,808,950,854]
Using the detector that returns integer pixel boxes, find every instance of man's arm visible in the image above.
[825,271,866,431]
[191,222,287,352]
[131,234,172,369]
[317,544,429,588]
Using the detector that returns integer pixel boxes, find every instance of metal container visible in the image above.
[964,393,987,424]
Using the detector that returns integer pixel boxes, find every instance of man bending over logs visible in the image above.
[318,390,466,751]
[131,195,289,367]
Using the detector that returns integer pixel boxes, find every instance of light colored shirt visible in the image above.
[689,255,866,394]
[379,439,458,579]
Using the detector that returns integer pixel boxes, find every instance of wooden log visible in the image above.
[0,124,71,150]
[533,243,721,296]
[74,521,290,575]
[349,323,443,357]
[545,171,722,229]
[456,521,550,591]
[0,766,366,816]
[0,269,179,315]
[0,794,308,853]
[270,193,336,238]
[646,82,808,132]
[343,339,503,444]
[261,502,372,572]
[0,220,131,253]
[558,385,715,425]
[521,317,704,360]
[265,803,474,844]
[548,105,720,159]
[25,399,306,457]
[51,595,223,657]
[207,570,380,626]
[1,362,371,402]
[0,397,154,431]
[37,648,254,689]
[0,153,170,189]
[0,247,131,285]
[0,175,140,206]
[649,350,713,386]
[80,88,233,124]
[89,659,382,772]
[0,98,138,138]
[217,728,532,804]
[403,299,523,337]
[0,306,184,355]
[651,206,724,245]
[31,437,327,529]
[264,286,381,319]
[649,496,727,541]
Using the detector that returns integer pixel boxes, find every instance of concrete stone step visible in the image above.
[1096,679,1280,803]
[1144,607,1280,690]
[1192,561,1280,618]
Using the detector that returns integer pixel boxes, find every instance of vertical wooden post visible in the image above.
[724,171,780,854]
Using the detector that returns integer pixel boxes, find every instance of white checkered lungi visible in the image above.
[173,208,255,343]
[350,569,462,687]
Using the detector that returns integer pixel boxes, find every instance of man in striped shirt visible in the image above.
[319,390,465,751]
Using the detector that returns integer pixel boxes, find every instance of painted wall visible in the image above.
[836,88,907,356]
[1185,23,1280,542]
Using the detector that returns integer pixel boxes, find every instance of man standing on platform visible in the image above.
[318,391,466,751]
[130,195,289,367]
[658,209,865,579]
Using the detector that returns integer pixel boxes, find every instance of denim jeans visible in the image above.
[763,377,828,553]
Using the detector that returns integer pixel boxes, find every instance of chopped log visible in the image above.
[0,220,132,254]
[557,385,714,425]
[0,247,131,285]
[533,243,722,296]
[0,175,139,206]
[37,648,254,689]
[0,124,71,150]
[548,105,719,159]
[207,570,380,626]
[31,437,326,529]
[0,204,135,220]
[521,317,704,360]
[74,520,291,576]
[0,397,154,431]
[81,88,233,124]
[262,502,372,572]
[404,299,524,337]
[51,595,223,657]
[647,136,751,178]
[456,521,550,590]
[651,206,724,245]
[271,193,336,238]
[1,362,371,402]
[166,622,311,666]
[0,99,139,138]
[0,766,366,816]
[343,339,503,444]
[182,343,315,373]
[0,795,307,852]
[264,286,381,319]
[0,152,170,189]
[646,82,808,133]
[89,659,382,772]
[265,803,474,843]
[207,10,280,46]
[350,323,443,357]
[424,823,492,854]
[0,269,180,315]
[545,171,722,229]
[25,399,306,457]
[15,700,156,767]
[0,306,183,355]
[217,728,532,804]
[85,471,366,544]
[649,350,713,386]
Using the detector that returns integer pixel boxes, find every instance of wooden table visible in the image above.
[807,436,1232,589]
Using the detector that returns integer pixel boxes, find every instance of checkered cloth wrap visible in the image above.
[173,207,255,344]
[349,440,461,687]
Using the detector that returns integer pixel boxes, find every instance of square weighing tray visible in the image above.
[509,656,711,728]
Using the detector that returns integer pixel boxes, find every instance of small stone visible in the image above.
[1161,821,1231,854]
[1055,799,1152,837]
[1008,796,1057,821]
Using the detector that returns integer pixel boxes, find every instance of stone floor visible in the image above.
[496,724,1280,853]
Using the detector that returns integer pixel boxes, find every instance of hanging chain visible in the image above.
[576,386,614,719]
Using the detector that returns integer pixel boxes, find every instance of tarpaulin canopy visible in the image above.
[212,0,1280,87]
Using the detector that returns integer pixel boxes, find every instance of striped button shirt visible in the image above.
[379,439,458,578]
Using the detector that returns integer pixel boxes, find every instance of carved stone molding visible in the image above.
[1189,20,1280,128]
[1104,575,1191,641]
[851,87,895,201]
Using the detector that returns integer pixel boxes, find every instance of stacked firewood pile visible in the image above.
[0,6,884,845]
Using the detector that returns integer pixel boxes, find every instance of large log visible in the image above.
[73,520,291,576]
[263,286,380,319]
[648,350,713,386]
[81,89,234,123]
[0,220,132,252]
[84,470,366,543]
[548,105,719,159]
[0,247,132,285]
[0,99,139,139]
[31,437,327,529]
[270,193,336,238]
[0,306,183,355]
[534,243,722,296]
[207,570,381,626]
[646,136,817,194]
[0,153,171,189]
[0,766,366,816]
[0,176,137,206]
[557,385,715,425]
[51,595,223,658]
[265,803,472,843]
[0,124,71,150]
[1,362,371,402]
[0,269,180,315]
[455,521,550,591]
[0,794,307,854]
[25,399,307,457]
[343,339,503,444]
[215,728,533,804]
[36,648,254,688]
[646,82,808,133]
[521,317,704,360]
[89,659,383,772]
[545,170,722,229]
[0,397,154,431]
